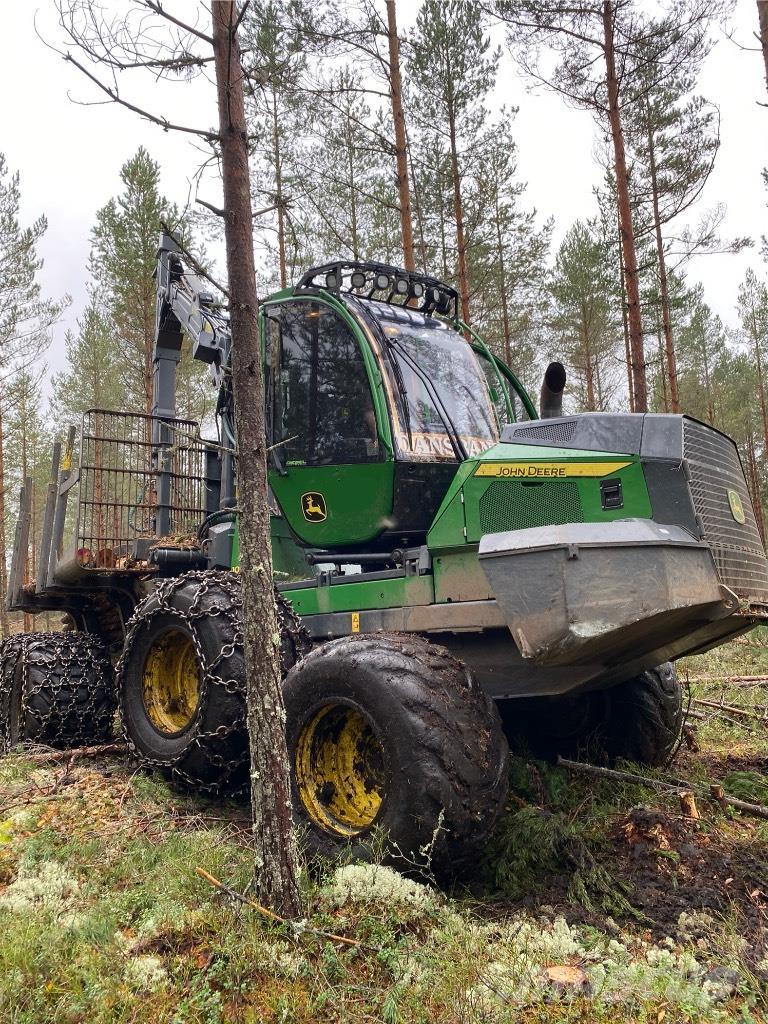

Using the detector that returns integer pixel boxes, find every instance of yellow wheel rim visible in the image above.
[142,629,200,735]
[295,704,385,836]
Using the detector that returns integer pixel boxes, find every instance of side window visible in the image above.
[271,301,380,466]
[478,353,531,425]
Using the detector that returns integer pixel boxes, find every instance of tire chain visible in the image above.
[0,631,116,754]
[116,570,311,794]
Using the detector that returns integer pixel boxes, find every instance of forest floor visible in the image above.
[0,638,767,1023]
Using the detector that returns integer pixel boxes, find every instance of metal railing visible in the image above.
[76,409,208,570]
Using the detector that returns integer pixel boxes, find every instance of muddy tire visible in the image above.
[499,663,683,768]
[283,633,509,874]
[117,571,309,794]
[0,632,115,752]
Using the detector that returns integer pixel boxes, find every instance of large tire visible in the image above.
[499,663,683,768]
[117,571,309,794]
[0,632,115,752]
[282,633,509,875]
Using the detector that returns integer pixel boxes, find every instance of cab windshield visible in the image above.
[370,305,498,458]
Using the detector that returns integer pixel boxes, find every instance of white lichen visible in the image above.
[124,954,168,992]
[0,859,79,916]
[324,864,436,909]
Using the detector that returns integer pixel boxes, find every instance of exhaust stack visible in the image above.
[540,361,566,419]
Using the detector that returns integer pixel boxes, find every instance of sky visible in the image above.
[1,1,766,395]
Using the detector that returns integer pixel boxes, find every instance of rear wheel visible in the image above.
[0,632,115,751]
[499,663,683,768]
[283,633,509,874]
[117,571,309,793]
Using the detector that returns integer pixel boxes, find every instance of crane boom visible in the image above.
[152,231,235,532]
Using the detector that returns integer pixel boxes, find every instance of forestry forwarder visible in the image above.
[3,232,768,871]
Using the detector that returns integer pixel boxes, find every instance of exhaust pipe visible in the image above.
[540,361,566,419]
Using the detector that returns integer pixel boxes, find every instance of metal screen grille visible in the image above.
[512,420,577,445]
[76,410,208,570]
[479,479,584,535]
[683,418,768,603]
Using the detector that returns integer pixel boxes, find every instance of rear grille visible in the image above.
[479,480,583,534]
[513,420,577,446]
[683,418,768,603]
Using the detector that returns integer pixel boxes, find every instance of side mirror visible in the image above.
[540,361,566,420]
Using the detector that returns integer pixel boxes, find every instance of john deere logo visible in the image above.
[727,489,745,524]
[301,492,327,522]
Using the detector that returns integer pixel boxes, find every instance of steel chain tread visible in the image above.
[116,570,311,794]
[0,631,116,753]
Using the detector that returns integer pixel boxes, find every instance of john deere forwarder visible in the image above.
[3,232,768,869]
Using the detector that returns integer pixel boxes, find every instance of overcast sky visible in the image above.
[2,2,766,396]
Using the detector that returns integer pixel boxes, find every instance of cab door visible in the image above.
[264,298,394,549]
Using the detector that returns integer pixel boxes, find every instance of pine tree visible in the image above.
[91,149,184,418]
[4,370,54,631]
[549,220,624,411]
[462,117,552,389]
[52,298,122,420]
[626,65,722,412]
[737,268,768,460]
[0,153,64,636]
[243,1,309,288]
[494,0,727,412]
[409,0,500,325]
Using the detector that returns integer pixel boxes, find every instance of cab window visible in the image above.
[477,351,532,425]
[267,301,380,466]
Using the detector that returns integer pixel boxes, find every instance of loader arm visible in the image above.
[153,232,235,531]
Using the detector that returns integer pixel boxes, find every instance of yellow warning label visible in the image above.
[351,612,360,633]
[474,461,632,479]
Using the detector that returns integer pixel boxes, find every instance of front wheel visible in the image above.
[499,663,683,768]
[283,633,509,874]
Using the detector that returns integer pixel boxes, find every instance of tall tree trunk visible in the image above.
[700,327,715,425]
[647,108,679,412]
[0,404,9,639]
[493,191,512,365]
[656,321,669,413]
[211,0,301,919]
[747,431,765,543]
[752,308,768,456]
[758,1,768,97]
[345,123,360,260]
[405,128,428,270]
[603,0,646,411]
[616,211,634,412]
[447,106,471,324]
[386,0,415,271]
[271,92,287,288]
[20,418,31,634]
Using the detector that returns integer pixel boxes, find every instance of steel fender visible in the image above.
[478,519,737,667]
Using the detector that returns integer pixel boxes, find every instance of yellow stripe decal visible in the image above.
[475,460,632,479]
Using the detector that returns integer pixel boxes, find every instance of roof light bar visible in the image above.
[294,260,460,320]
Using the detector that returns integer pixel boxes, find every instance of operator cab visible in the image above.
[262,261,534,553]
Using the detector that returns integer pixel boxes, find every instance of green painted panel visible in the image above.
[463,458,651,542]
[285,573,433,616]
[433,549,491,603]
[269,462,395,548]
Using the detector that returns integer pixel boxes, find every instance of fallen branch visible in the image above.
[195,867,374,950]
[556,757,693,793]
[557,757,768,822]
[688,705,758,732]
[693,697,766,722]
[6,742,127,764]
[686,674,768,686]
[710,785,768,821]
